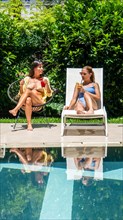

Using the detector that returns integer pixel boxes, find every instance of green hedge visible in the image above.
[0,0,123,117]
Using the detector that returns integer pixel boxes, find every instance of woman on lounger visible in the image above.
[64,66,101,114]
[9,60,52,131]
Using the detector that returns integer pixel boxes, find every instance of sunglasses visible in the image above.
[80,72,87,75]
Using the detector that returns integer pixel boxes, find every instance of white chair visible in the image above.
[61,68,108,136]
[94,158,103,180]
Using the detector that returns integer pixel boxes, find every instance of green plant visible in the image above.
[0,0,123,118]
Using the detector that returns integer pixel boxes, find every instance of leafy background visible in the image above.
[0,0,123,117]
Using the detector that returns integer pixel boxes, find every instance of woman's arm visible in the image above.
[10,148,28,164]
[19,79,24,95]
[67,84,79,109]
[19,76,30,94]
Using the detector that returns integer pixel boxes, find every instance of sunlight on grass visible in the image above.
[0,117,122,124]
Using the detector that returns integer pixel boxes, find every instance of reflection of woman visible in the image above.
[10,148,53,165]
[10,148,54,184]
[9,61,52,130]
[74,157,101,170]
[74,157,101,186]
[64,66,101,114]
[9,148,54,185]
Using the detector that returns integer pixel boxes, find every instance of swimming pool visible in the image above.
[0,147,123,220]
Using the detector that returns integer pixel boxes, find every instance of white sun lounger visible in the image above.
[61,68,108,136]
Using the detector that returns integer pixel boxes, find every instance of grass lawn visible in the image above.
[0,116,122,124]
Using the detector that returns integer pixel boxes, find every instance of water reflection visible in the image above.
[0,148,62,220]
[63,144,106,185]
[9,148,53,183]
[66,157,103,183]
[0,146,123,220]
[62,146,107,158]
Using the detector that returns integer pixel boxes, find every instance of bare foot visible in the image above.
[77,110,86,114]
[10,148,17,153]
[85,109,94,114]
[27,124,33,131]
[64,106,69,110]
[9,109,17,116]
[26,154,32,161]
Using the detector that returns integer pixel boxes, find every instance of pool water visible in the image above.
[0,147,123,220]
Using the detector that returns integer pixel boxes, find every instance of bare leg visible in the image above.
[74,158,85,170]
[84,93,94,114]
[74,100,86,114]
[25,148,32,161]
[31,150,42,163]
[25,97,33,131]
[10,148,28,164]
[84,93,98,114]
[9,89,44,116]
[84,158,93,169]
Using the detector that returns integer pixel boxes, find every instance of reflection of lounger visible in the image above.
[66,158,103,180]
[94,158,103,180]
[62,146,107,158]
[66,158,83,180]
[0,147,5,158]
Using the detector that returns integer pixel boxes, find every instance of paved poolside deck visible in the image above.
[0,123,122,148]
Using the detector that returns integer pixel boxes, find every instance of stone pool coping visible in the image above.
[0,123,122,148]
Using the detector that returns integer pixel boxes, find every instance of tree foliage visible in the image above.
[0,0,123,117]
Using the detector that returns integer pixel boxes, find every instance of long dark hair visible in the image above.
[29,60,42,78]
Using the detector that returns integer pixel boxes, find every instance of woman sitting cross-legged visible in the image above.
[9,60,52,131]
[64,66,101,114]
